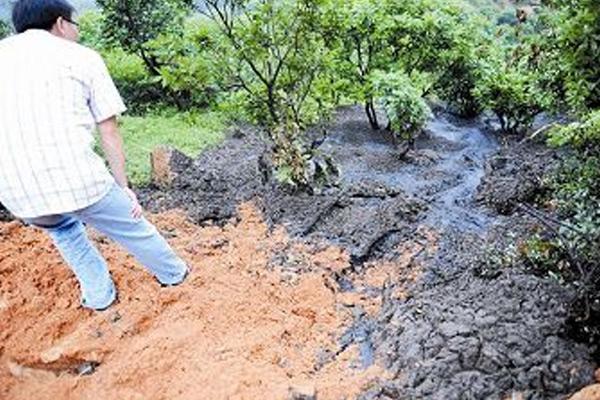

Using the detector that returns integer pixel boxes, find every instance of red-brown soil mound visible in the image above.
[0,204,390,400]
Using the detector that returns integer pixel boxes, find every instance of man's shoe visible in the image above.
[88,290,118,312]
[159,268,189,288]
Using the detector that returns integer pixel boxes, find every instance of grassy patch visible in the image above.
[115,111,226,186]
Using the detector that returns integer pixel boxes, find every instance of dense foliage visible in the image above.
[372,71,431,148]
[78,0,600,199]
[536,0,600,113]
[93,0,219,110]
[515,1,600,350]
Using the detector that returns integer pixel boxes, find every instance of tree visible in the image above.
[536,0,600,113]
[96,0,192,76]
[325,0,392,130]
[200,0,334,127]
[475,60,548,134]
[95,0,195,109]
[383,0,489,117]
[199,0,338,188]
[327,0,489,131]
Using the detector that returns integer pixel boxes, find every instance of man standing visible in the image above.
[0,0,189,311]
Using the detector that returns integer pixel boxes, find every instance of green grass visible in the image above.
[115,111,227,186]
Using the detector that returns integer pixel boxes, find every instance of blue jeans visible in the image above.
[25,183,188,310]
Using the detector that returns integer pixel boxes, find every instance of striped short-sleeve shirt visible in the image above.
[0,29,127,219]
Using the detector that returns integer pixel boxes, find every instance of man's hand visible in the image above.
[123,187,143,219]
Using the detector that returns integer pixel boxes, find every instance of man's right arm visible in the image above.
[98,116,143,219]
[85,51,140,217]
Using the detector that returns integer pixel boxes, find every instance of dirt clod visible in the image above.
[150,145,193,188]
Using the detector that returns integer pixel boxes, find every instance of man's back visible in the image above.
[0,30,125,218]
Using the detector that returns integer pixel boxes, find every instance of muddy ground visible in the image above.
[0,105,597,399]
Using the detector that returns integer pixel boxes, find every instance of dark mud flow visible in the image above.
[140,106,595,399]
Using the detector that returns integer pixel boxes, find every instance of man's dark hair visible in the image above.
[12,0,75,34]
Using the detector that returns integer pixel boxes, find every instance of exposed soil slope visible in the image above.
[1,106,596,399]
[0,205,394,399]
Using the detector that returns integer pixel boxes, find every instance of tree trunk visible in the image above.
[365,99,380,130]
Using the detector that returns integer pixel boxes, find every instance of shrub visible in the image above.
[200,0,339,188]
[329,0,489,124]
[96,0,196,109]
[548,110,600,153]
[146,17,222,109]
[271,119,339,190]
[78,11,107,49]
[385,0,488,118]
[522,111,600,354]
[535,0,600,113]
[475,60,549,134]
[372,70,432,148]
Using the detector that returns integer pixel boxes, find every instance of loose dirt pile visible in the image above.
[0,204,405,400]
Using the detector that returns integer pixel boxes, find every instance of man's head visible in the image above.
[12,0,79,42]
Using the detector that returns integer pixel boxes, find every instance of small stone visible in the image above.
[503,391,524,400]
[439,321,471,337]
[41,345,64,363]
[7,362,24,377]
[76,361,99,376]
[288,383,317,400]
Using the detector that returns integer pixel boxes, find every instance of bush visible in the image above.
[385,0,489,118]
[433,40,488,118]
[372,71,432,147]
[78,11,107,49]
[329,0,489,124]
[271,120,338,190]
[95,0,203,110]
[145,17,221,109]
[548,110,600,153]
[522,111,600,353]
[536,0,600,113]
[79,10,220,112]
[475,60,549,134]
[200,0,340,188]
